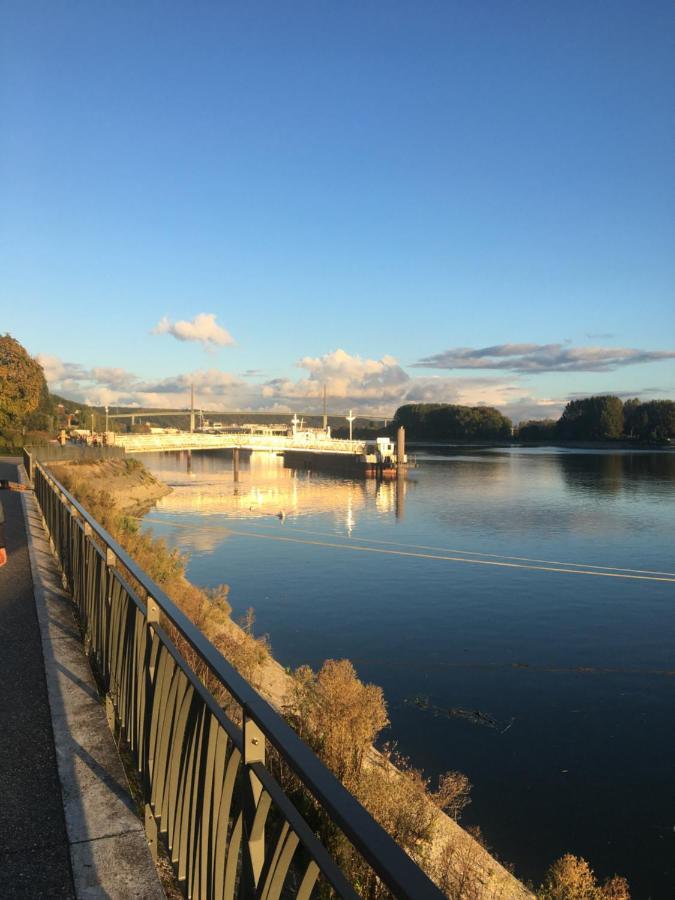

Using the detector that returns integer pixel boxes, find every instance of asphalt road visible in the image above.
[0,459,75,898]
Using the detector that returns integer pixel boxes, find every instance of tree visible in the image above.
[0,334,49,443]
[622,398,642,439]
[517,419,558,442]
[557,396,623,441]
[625,399,675,441]
[393,404,512,441]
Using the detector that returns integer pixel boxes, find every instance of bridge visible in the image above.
[113,430,369,455]
[104,407,388,430]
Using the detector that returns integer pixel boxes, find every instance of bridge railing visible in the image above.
[113,432,368,455]
[33,461,443,900]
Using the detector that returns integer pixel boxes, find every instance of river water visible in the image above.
[139,446,675,897]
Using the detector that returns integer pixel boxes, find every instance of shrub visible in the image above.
[538,854,630,900]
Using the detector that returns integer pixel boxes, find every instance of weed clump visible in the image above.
[282,659,474,897]
[538,855,630,900]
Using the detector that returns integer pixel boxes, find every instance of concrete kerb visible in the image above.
[19,466,164,900]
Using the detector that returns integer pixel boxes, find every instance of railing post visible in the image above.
[244,713,265,768]
[146,593,160,626]
[105,695,116,732]
[105,546,116,597]
[243,712,266,886]
[144,804,158,862]
[142,591,161,858]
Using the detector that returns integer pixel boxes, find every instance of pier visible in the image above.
[113,431,367,455]
[111,426,407,476]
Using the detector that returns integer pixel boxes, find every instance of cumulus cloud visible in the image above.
[260,348,537,417]
[89,367,139,389]
[36,354,88,384]
[44,345,669,426]
[152,313,235,349]
[138,369,242,396]
[262,349,409,403]
[39,355,253,410]
[414,343,675,374]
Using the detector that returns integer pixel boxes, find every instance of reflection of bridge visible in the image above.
[114,431,369,456]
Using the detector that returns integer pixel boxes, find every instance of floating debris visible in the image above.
[407,695,515,733]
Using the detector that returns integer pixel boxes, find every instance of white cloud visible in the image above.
[260,348,540,417]
[40,356,253,410]
[414,343,675,373]
[152,313,235,350]
[262,349,410,403]
[43,346,667,426]
[36,354,88,384]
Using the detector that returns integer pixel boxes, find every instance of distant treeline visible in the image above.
[393,396,675,444]
[393,403,512,441]
[518,396,675,443]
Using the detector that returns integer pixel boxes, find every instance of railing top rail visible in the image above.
[114,432,368,451]
[35,461,444,900]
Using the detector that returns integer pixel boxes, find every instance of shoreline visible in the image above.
[408,439,674,451]
[46,456,531,898]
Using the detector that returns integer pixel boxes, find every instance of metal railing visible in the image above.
[23,444,124,479]
[113,432,368,455]
[33,461,444,900]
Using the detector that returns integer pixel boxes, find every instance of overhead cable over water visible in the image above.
[142,516,675,583]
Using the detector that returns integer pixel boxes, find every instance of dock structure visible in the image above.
[112,430,367,454]
[111,427,407,475]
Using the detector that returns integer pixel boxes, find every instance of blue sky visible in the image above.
[1,1,674,420]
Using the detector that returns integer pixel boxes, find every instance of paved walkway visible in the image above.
[0,458,164,899]
[0,458,76,897]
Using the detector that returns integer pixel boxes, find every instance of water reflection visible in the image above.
[558,450,675,496]
[140,450,408,527]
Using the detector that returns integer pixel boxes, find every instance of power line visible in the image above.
[141,516,675,583]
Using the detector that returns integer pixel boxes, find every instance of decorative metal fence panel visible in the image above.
[33,462,444,900]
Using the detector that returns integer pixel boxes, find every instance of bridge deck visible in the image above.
[114,431,369,455]
[0,459,75,898]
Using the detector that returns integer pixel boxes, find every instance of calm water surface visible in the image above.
[140,447,675,897]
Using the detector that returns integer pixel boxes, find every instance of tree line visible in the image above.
[393,403,513,441]
[393,397,674,444]
[518,396,675,443]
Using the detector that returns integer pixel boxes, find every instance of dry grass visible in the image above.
[538,855,630,900]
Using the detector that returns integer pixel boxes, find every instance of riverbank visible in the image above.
[408,439,674,451]
[48,457,172,514]
[44,456,532,898]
